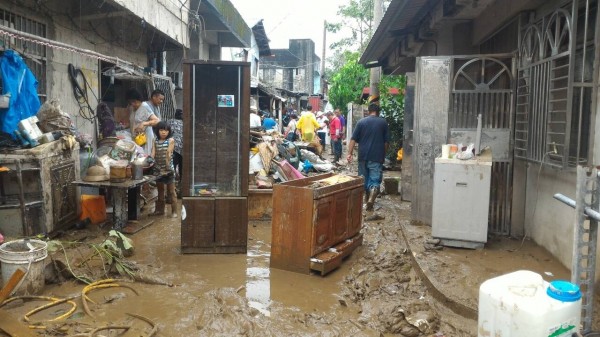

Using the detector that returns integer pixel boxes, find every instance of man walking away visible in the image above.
[326,111,343,163]
[346,103,389,211]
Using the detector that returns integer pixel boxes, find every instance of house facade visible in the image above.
[0,0,251,140]
[261,38,322,109]
[360,0,599,279]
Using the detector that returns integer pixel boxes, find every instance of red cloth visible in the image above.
[329,116,342,140]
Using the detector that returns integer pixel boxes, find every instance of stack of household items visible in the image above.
[249,128,336,189]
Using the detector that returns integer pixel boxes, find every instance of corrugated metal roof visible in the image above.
[359,0,433,65]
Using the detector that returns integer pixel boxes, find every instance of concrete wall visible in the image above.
[112,0,189,47]
[524,163,577,271]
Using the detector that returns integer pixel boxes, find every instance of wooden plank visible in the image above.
[182,246,247,254]
[215,197,248,251]
[348,187,364,237]
[181,198,215,252]
[239,65,250,197]
[310,250,343,276]
[182,63,192,197]
[332,232,363,259]
[0,268,25,303]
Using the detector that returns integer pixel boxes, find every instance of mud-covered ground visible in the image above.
[0,167,473,336]
[3,163,600,336]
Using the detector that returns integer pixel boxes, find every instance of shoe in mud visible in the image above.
[171,213,178,218]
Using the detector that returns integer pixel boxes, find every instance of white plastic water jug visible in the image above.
[478,270,581,337]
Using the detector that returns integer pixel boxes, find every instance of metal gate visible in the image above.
[412,55,515,234]
[449,56,515,235]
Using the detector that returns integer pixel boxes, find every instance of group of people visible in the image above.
[283,103,390,211]
[125,88,180,218]
[249,106,278,130]
[122,89,389,218]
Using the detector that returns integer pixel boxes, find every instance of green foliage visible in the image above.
[379,75,406,161]
[326,0,405,162]
[326,0,392,54]
[328,52,369,113]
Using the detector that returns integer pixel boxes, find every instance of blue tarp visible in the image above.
[0,50,40,137]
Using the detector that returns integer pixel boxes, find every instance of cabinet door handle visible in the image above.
[456,182,468,187]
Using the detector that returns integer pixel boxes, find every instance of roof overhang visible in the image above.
[252,20,271,57]
[197,0,252,48]
[360,0,547,75]
[359,0,432,67]
[82,0,185,51]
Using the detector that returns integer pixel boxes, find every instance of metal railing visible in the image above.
[554,165,600,334]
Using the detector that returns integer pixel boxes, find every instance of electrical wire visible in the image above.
[68,63,96,123]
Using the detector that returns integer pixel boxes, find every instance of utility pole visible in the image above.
[369,0,383,105]
[321,20,327,96]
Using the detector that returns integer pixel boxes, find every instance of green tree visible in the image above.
[328,52,369,113]
[326,0,405,161]
[326,0,391,70]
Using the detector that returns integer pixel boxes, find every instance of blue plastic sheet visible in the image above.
[0,50,41,137]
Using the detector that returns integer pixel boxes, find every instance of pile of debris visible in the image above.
[249,128,338,189]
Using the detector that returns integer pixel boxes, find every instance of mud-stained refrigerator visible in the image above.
[180,60,250,254]
[431,150,492,249]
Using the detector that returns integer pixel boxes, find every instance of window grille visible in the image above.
[0,8,47,98]
[515,1,597,168]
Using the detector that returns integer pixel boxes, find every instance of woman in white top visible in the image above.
[126,88,160,154]
[285,113,298,141]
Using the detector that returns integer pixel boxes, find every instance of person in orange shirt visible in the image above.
[296,105,320,142]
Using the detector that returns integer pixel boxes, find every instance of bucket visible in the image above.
[0,239,48,295]
[80,194,107,225]
[478,270,581,337]
[132,163,144,180]
[441,144,450,159]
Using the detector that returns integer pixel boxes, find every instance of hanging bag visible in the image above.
[134,131,146,146]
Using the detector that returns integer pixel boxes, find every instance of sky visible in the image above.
[228,0,349,63]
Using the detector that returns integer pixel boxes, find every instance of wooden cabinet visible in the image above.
[180,60,250,254]
[271,173,364,275]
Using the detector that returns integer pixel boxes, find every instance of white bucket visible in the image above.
[0,239,48,295]
[478,270,581,337]
[441,144,450,159]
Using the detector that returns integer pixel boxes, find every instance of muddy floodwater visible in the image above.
[3,169,600,336]
[1,190,450,336]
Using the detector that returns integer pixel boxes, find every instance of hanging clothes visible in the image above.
[0,50,41,137]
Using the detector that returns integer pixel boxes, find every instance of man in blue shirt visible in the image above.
[347,103,389,211]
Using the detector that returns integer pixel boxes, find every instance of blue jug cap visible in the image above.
[546,280,582,302]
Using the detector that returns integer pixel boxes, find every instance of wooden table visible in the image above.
[72,175,161,231]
